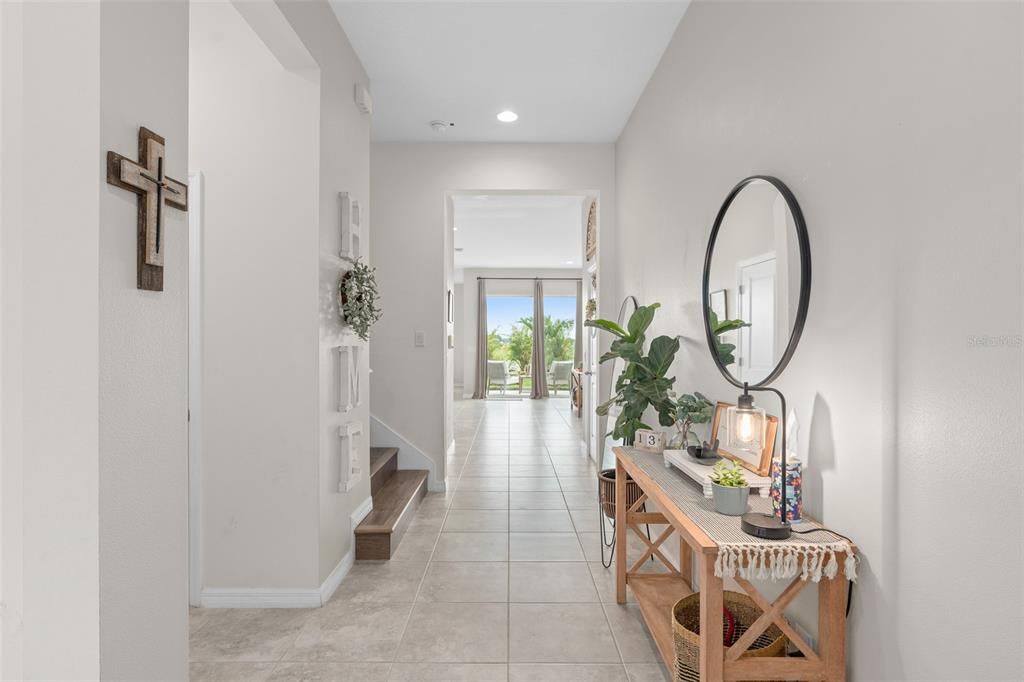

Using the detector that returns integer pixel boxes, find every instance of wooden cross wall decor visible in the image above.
[106,127,188,291]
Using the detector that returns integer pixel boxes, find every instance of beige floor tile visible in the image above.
[509,509,574,532]
[588,562,636,604]
[418,562,508,602]
[190,661,276,681]
[509,663,627,682]
[509,533,584,562]
[602,603,661,662]
[434,532,509,561]
[267,662,391,681]
[443,509,508,532]
[397,603,508,663]
[450,491,510,510]
[391,531,440,562]
[508,477,561,492]
[562,491,601,509]
[190,607,213,634]
[388,663,508,681]
[509,604,618,663]
[456,477,509,491]
[282,602,412,662]
[558,477,598,492]
[463,461,510,476]
[508,491,567,510]
[509,464,556,477]
[332,561,428,603]
[569,508,608,532]
[623,663,670,681]
[189,609,310,662]
[509,562,599,603]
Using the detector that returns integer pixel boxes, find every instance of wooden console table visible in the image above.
[613,447,856,681]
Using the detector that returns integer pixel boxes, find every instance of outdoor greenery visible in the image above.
[585,302,679,446]
[488,315,575,373]
[709,459,747,488]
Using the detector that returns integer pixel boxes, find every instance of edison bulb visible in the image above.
[726,393,766,456]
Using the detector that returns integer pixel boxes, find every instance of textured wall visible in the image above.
[615,2,1023,678]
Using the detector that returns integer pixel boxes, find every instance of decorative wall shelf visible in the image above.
[338,422,364,492]
[333,343,363,413]
[339,192,362,260]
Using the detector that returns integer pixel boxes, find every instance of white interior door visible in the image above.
[737,255,776,384]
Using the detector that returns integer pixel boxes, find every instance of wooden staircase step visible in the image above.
[355,469,428,561]
[369,447,399,496]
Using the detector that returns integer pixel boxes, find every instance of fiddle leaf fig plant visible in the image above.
[585,303,679,446]
[709,459,747,488]
[673,392,714,448]
[708,309,749,367]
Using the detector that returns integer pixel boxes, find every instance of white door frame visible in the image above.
[734,251,776,384]
[188,171,204,607]
[442,189,598,461]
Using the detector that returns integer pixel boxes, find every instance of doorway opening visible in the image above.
[443,191,601,468]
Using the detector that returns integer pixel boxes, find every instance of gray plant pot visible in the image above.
[711,483,749,516]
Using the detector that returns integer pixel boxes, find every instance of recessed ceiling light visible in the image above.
[565,260,574,265]
[453,227,458,231]
[497,110,518,123]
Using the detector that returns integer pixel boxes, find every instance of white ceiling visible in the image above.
[452,195,584,272]
[329,1,690,142]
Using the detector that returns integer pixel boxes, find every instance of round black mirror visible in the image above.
[702,176,811,388]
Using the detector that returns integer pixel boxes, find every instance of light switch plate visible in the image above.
[414,331,425,347]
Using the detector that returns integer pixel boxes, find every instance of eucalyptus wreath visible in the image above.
[338,257,382,341]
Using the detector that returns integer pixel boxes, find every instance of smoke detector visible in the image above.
[430,120,455,133]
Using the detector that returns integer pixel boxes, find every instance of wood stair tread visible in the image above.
[356,469,428,534]
[369,447,399,478]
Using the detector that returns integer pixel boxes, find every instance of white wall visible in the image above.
[190,1,321,592]
[370,144,617,475]
[2,1,189,677]
[190,0,371,597]
[615,2,1023,679]
[460,268,583,398]
[453,283,465,391]
[277,0,373,586]
[99,1,189,677]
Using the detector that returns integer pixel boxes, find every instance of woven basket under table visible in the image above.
[673,591,786,682]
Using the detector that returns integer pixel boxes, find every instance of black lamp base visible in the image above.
[741,512,792,540]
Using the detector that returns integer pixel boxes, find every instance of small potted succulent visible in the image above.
[708,459,749,516]
[338,257,382,341]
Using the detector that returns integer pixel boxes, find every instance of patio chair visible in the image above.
[547,360,574,396]
[487,360,519,395]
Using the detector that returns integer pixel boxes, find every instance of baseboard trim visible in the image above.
[370,414,443,490]
[200,588,321,609]
[318,548,354,605]
[350,495,373,528]
[201,549,356,609]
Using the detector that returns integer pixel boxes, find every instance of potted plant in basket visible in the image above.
[708,459,749,516]
[586,303,679,526]
[337,257,382,342]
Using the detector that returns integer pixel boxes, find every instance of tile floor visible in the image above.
[190,398,669,681]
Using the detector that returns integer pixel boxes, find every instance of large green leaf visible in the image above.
[626,304,660,341]
[584,318,628,338]
[646,335,680,377]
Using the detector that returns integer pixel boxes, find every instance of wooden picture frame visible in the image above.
[709,289,728,320]
[710,400,777,477]
[585,199,597,261]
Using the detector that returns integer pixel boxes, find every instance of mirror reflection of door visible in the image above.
[736,254,776,384]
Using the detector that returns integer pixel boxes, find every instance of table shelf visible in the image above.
[629,574,693,671]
